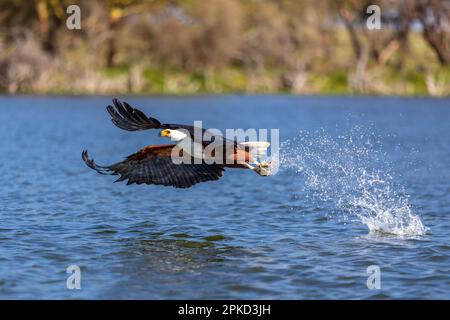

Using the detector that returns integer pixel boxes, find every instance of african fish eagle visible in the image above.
[82,99,271,188]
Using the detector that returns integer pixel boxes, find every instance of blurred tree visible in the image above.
[240,1,293,69]
[153,0,241,71]
[0,0,70,53]
[0,0,449,94]
[103,0,162,67]
[415,0,450,65]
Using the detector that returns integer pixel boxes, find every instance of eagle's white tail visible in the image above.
[239,141,270,157]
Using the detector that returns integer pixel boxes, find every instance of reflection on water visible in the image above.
[137,233,232,271]
[0,96,449,299]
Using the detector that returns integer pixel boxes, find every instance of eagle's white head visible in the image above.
[160,129,188,142]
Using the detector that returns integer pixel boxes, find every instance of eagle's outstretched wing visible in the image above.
[107,99,203,135]
[82,145,225,189]
[107,99,243,150]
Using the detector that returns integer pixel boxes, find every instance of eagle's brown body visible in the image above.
[128,144,253,167]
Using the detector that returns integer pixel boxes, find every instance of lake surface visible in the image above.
[0,95,449,299]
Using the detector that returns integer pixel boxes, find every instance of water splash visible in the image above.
[279,126,428,237]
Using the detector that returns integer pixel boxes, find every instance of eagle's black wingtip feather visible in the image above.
[81,150,89,162]
[112,98,120,107]
[106,105,115,115]
[107,98,162,131]
[81,150,110,175]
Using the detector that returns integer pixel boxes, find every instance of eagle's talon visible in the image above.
[259,161,271,168]
[255,165,271,176]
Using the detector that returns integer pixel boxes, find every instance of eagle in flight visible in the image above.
[82,99,271,188]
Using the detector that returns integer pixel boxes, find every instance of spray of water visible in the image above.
[279,126,428,237]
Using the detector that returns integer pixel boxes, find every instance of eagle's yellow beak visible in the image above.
[160,129,171,137]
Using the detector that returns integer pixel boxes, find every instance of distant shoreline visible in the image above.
[2,66,448,98]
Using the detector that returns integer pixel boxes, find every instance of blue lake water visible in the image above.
[0,95,449,299]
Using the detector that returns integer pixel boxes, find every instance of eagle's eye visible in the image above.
[160,129,171,137]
